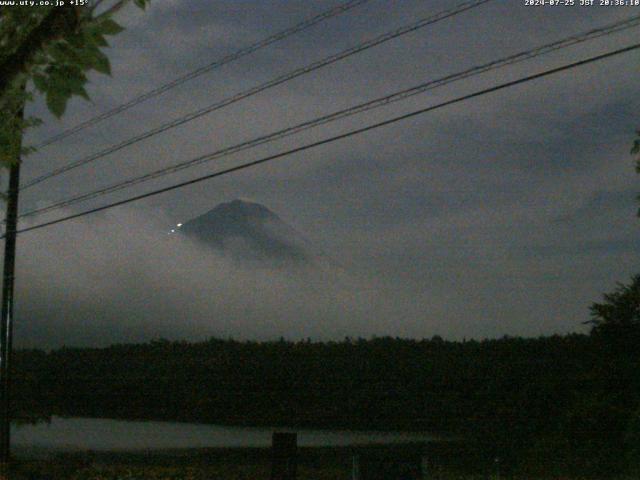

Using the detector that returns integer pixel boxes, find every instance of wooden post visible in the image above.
[0,96,23,480]
[352,454,360,480]
[271,432,297,480]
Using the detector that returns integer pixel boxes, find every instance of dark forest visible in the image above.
[12,306,639,477]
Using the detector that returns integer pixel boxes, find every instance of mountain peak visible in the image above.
[177,200,312,265]
[210,198,275,220]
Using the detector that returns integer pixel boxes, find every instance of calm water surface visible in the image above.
[12,417,439,451]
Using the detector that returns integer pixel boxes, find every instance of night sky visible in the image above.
[10,0,640,347]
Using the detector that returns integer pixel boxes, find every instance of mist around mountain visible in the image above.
[14,204,428,349]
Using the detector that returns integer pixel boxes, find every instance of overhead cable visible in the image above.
[18,13,640,220]
[33,0,372,149]
[21,0,492,190]
[10,41,640,238]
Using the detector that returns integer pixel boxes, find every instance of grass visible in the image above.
[12,462,349,480]
[8,446,637,479]
[9,448,351,480]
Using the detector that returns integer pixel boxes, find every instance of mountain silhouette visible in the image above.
[175,199,314,265]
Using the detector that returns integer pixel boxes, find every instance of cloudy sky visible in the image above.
[10,0,640,347]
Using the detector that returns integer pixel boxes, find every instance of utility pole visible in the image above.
[0,104,23,479]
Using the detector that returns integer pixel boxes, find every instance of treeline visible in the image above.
[10,330,640,476]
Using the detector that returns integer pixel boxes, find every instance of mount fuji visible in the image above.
[174,199,319,266]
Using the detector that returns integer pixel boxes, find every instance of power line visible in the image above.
[21,0,492,191]
[32,0,372,150]
[9,41,640,238]
[17,13,640,220]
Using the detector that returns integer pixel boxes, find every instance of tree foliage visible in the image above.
[584,276,640,475]
[0,0,151,167]
[9,333,624,476]
[587,274,640,344]
[631,129,640,215]
[626,405,640,476]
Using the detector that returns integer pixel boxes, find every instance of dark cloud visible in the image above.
[9,0,640,347]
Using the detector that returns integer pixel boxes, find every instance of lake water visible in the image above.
[12,417,439,452]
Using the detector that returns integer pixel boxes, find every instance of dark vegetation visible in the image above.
[10,447,351,480]
[10,276,640,477]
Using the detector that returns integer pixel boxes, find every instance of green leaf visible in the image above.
[46,91,67,118]
[65,72,88,97]
[86,29,109,47]
[46,65,86,95]
[47,42,71,63]
[74,49,96,70]
[97,18,124,36]
[32,73,48,93]
[134,0,148,9]
[66,32,84,49]
[75,86,90,101]
[91,49,111,75]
